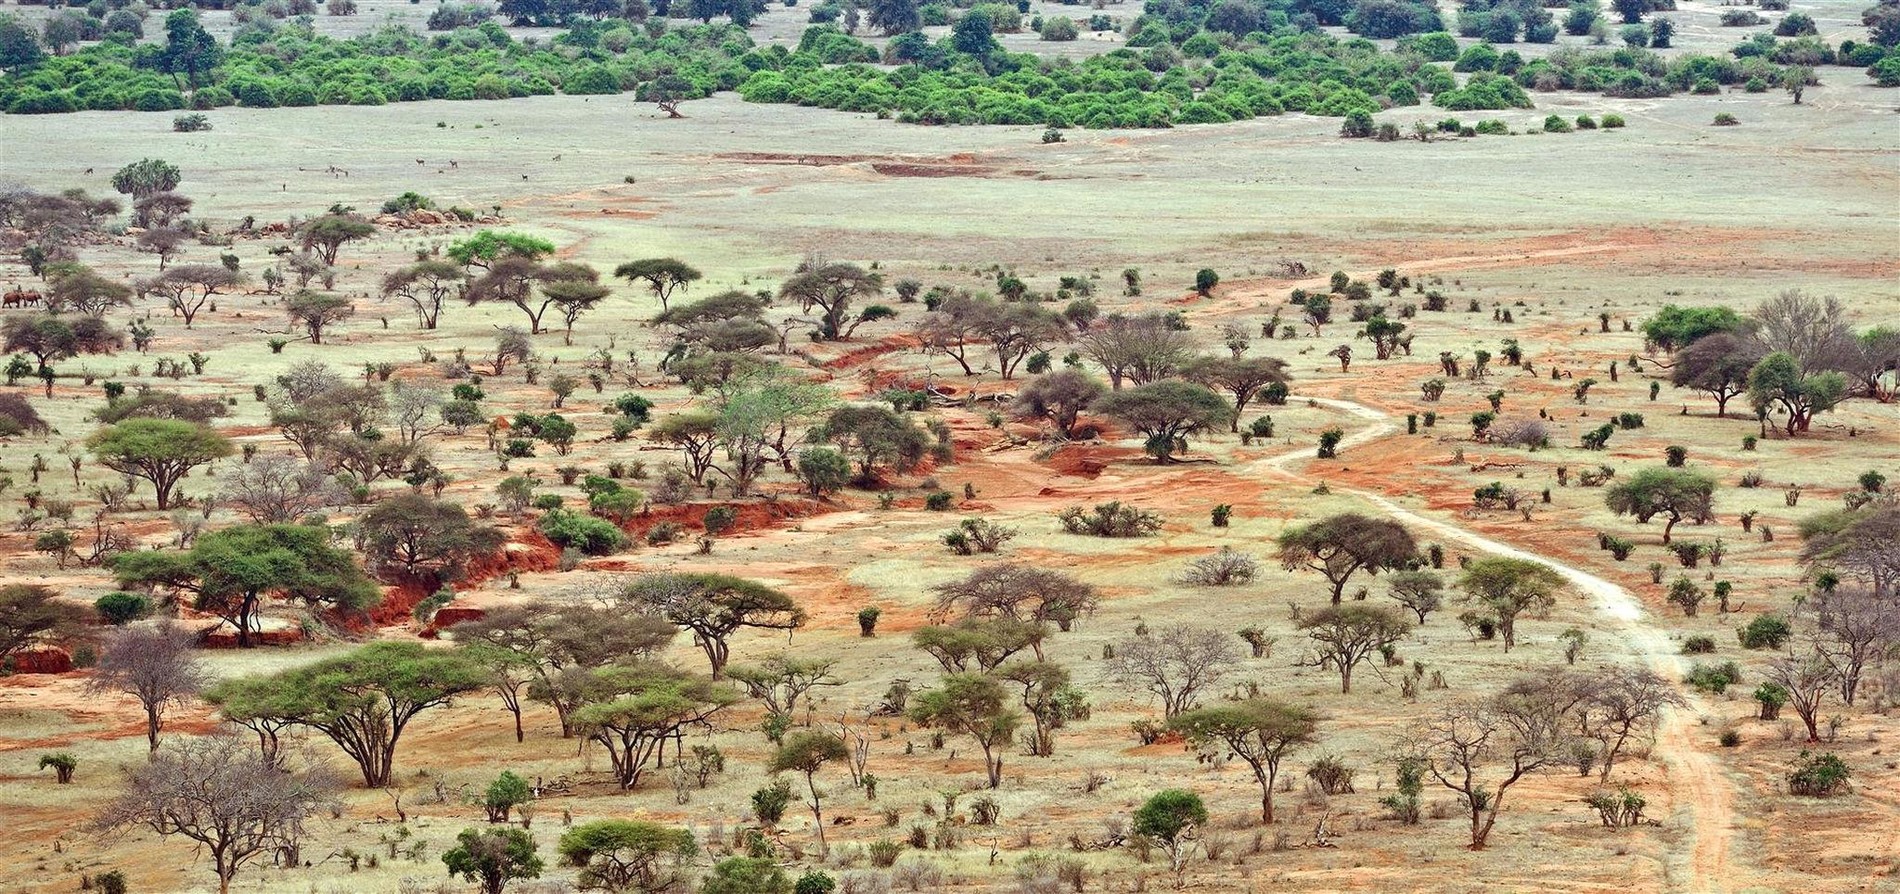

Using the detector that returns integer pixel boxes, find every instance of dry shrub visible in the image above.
[1180,547,1258,586]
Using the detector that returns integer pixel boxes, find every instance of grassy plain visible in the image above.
[0,8,1897,893]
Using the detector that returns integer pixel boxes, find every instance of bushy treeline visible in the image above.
[1,12,748,114]
[0,1,1858,122]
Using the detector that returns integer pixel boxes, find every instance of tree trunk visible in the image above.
[146,703,161,754]
[808,774,827,858]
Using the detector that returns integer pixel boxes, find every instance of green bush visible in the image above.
[1737,614,1791,649]
[538,509,628,555]
[704,505,737,534]
[94,592,152,625]
[1681,635,1716,654]
[1684,661,1741,694]
[1787,751,1849,796]
[1601,114,1626,127]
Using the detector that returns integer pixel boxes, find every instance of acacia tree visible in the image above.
[94,735,333,894]
[1604,467,1716,544]
[1670,333,1763,417]
[1748,351,1848,435]
[1094,380,1231,463]
[996,659,1086,757]
[650,410,722,486]
[3,314,122,367]
[908,672,1022,789]
[381,259,465,330]
[621,573,805,678]
[207,641,486,787]
[1105,624,1241,719]
[87,622,206,754]
[1184,355,1291,431]
[360,493,505,586]
[779,262,882,341]
[0,584,88,665]
[770,730,849,858]
[284,291,354,345]
[298,213,375,266]
[912,617,1044,673]
[1277,513,1418,604]
[572,662,739,789]
[450,600,676,739]
[442,827,543,894]
[466,258,602,335]
[973,300,1066,379]
[141,264,244,328]
[558,820,697,894]
[1458,557,1564,652]
[614,258,702,311]
[46,266,134,316]
[1298,604,1411,693]
[89,417,233,510]
[112,523,378,647]
[1169,699,1317,823]
[812,404,932,484]
[727,653,841,720]
[710,369,835,492]
[1013,368,1106,437]
[1386,571,1445,623]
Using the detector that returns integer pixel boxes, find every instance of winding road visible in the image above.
[1250,396,1738,892]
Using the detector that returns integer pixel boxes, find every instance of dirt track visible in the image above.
[1252,396,1740,893]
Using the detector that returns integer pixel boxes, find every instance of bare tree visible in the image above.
[1577,666,1684,780]
[387,381,445,446]
[87,622,207,754]
[1407,681,1570,849]
[1767,649,1838,742]
[1297,604,1412,693]
[1812,589,1898,706]
[94,736,335,894]
[1104,625,1240,719]
[1079,314,1196,390]
[221,455,342,523]
[1801,504,1900,600]
[930,563,1100,639]
[1747,291,1859,375]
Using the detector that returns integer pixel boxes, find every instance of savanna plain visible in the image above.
[0,0,1896,892]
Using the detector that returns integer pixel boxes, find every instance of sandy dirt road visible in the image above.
[1248,396,1739,893]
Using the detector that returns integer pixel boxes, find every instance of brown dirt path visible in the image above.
[1245,396,1740,893]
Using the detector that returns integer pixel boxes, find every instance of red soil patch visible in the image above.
[7,648,73,674]
[376,532,563,625]
[821,334,922,371]
[1040,442,1146,479]
[620,496,828,544]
